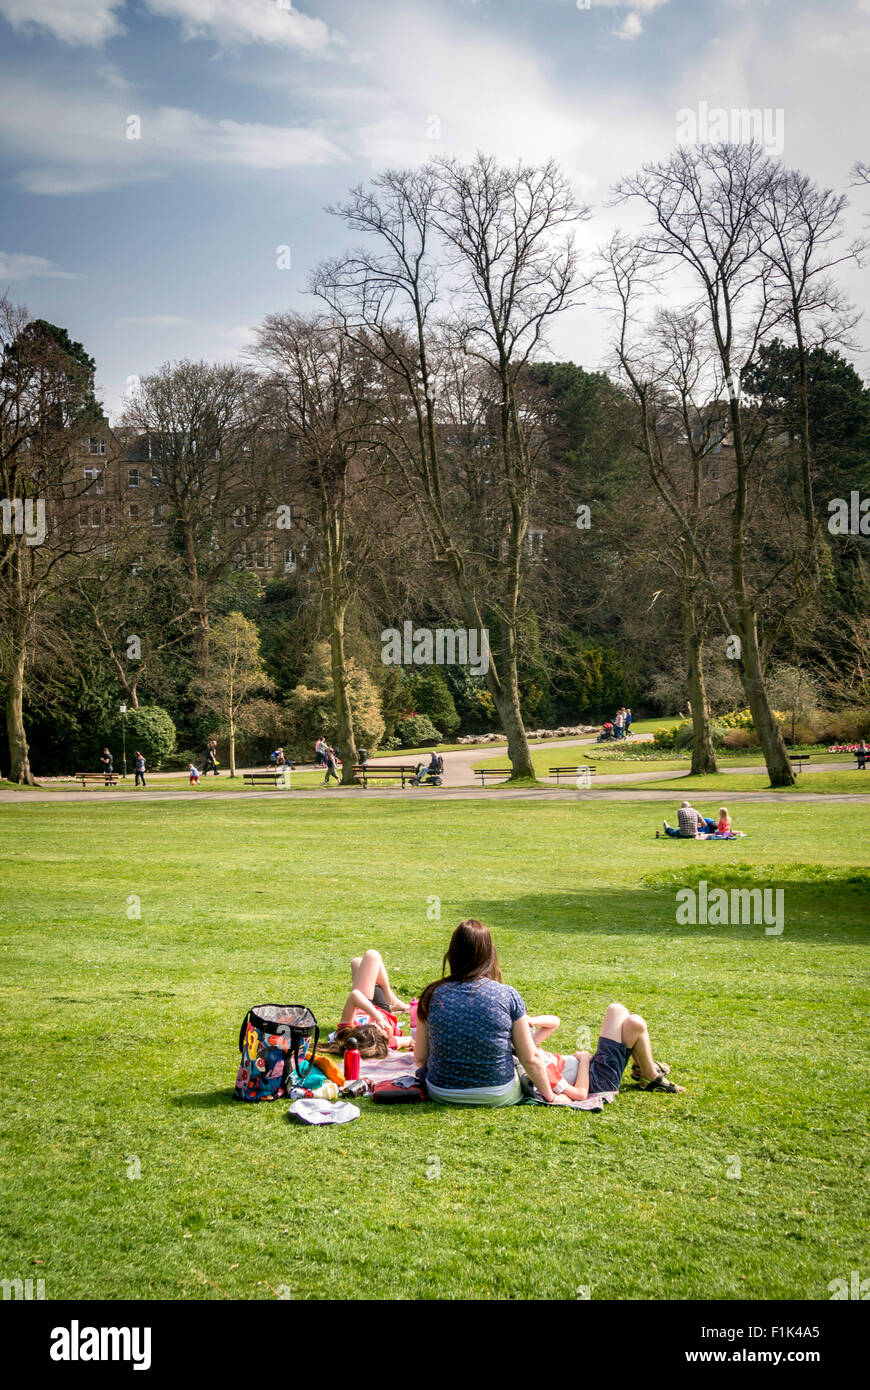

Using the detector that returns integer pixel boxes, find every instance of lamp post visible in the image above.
[120,703,127,779]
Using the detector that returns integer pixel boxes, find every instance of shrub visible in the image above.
[397,714,442,747]
[410,670,460,738]
[110,705,176,770]
[722,728,757,750]
[283,643,385,757]
[815,707,870,742]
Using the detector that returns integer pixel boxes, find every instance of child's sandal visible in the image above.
[641,1073,681,1093]
[631,1060,670,1083]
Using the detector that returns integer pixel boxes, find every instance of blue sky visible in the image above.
[1,0,868,416]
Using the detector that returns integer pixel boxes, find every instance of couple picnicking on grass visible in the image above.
[319,920,684,1105]
[659,801,746,840]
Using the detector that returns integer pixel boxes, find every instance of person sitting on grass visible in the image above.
[319,949,414,1061]
[663,800,706,838]
[414,919,569,1106]
[524,1008,685,1098]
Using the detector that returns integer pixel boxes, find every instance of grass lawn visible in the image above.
[1,797,868,1301]
[620,770,870,794]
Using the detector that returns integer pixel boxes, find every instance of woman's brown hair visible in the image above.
[417,918,502,1022]
[319,1023,389,1059]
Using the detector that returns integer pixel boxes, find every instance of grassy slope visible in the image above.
[0,797,867,1301]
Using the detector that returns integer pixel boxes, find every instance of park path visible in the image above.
[2,735,865,804]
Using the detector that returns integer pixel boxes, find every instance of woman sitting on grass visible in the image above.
[414,919,567,1106]
[320,949,414,1061]
[525,1007,685,1098]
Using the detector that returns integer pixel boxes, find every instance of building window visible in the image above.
[129,504,139,520]
[128,468,140,488]
[152,505,164,527]
[84,467,104,493]
[87,436,106,456]
[284,548,296,573]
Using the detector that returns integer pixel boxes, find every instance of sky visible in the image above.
[1,0,868,418]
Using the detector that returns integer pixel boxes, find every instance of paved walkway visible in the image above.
[2,736,865,805]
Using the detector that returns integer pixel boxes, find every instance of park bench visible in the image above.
[549,765,597,785]
[243,771,291,787]
[76,772,119,788]
[790,754,811,774]
[353,764,419,788]
[475,767,511,785]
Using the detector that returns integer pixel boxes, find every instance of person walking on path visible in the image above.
[202,740,219,776]
[322,746,340,785]
[100,747,114,784]
[133,750,147,788]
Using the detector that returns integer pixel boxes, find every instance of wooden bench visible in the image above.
[76,772,119,788]
[549,765,597,785]
[353,764,419,788]
[790,754,811,774]
[243,771,291,787]
[475,767,511,785]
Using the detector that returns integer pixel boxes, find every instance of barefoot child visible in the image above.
[320,949,414,1061]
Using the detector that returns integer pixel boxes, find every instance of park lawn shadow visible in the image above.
[465,879,869,945]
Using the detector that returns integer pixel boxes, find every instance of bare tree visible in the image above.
[0,298,106,782]
[759,168,863,577]
[253,314,381,781]
[614,144,799,786]
[121,360,260,670]
[315,157,585,778]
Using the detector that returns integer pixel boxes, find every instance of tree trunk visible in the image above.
[330,607,359,784]
[181,516,209,671]
[726,381,796,788]
[683,603,717,776]
[489,661,535,779]
[736,613,795,787]
[228,716,236,777]
[5,631,33,785]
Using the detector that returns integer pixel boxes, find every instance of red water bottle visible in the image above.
[344,1038,361,1081]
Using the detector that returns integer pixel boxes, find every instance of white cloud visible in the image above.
[0,0,335,51]
[614,12,644,40]
[0,0,122,45]
[0,75,347,194]
[145,0,335,53]
[0,249,77,280]
[590,0,670,39]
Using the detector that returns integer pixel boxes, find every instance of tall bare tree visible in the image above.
[614,144,799,786]
[253,313,380,781]
[0,298,105,782]
[315,156,584,778]
[121,360,260,670]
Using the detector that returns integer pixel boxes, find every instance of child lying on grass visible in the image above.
[319,948,414,1061]
[522,1004,685,1098]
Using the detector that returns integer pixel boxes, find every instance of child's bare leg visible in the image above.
[620,1012,657,1080]
[339,986,382,1026]
[350,951,408,1010]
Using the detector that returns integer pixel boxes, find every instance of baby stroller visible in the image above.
[596,722,614,743]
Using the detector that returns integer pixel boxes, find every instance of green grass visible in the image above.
[620,770,870,794]
[1,796,868,1301]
